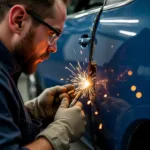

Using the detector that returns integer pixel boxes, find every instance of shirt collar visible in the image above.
[0,41,22,83]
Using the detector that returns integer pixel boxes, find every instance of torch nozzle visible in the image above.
[69,91,82,107]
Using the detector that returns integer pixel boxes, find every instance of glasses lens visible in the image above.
[48,33,59,45]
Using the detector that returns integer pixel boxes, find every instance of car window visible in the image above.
[106,0,127,5]
[67,0,103,14]
[67,0,128,14]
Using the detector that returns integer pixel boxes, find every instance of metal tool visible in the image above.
[69,91,82,107]
[67,90,75,95]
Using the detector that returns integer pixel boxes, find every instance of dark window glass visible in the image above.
[67,0,127,14]
[106,0,126,5]
[67,0,103,14]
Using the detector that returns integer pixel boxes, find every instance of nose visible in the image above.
[47,44,57,53]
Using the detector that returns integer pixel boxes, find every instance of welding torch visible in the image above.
[67,90,82,107]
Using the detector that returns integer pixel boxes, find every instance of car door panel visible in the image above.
[36,0,150,149]
[93,0,150,149]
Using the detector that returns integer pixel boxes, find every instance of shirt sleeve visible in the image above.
[0,69,29,150]
[0,90,29,150]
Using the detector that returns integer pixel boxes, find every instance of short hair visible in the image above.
[0,0,70,22]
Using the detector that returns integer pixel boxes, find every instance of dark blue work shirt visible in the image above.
[0,42,42,150]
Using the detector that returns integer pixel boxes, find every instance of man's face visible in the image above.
[13,1,67,75]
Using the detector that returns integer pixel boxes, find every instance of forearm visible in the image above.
[24,137,54,150]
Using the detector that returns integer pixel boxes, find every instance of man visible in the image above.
[0,0,85,150]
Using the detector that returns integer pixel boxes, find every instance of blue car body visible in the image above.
[35,0,150,149]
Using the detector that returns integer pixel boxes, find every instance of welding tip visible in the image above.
[69,91,82,107]
[67,90,75,95]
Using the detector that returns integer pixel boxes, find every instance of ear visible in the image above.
[9,5,28,34]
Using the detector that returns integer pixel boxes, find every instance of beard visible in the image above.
[13,26,39,75]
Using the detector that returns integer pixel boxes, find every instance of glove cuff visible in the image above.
[36,121,70,150]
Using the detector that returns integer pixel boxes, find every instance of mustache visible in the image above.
[41,51,50,59]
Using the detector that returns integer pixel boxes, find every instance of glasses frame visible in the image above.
[7,4,61,37]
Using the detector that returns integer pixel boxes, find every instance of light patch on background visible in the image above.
[100,19,139,24]
[119,30,137,36]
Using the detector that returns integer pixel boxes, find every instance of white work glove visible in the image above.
[25,84,74,120]
[36,97,86,150]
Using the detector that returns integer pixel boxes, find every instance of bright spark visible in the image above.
[69,63,76,70]
[87,100,92,105]
[99,123,103,130]
[95,111,99,115]
[65,61,95,98]
[104,94,108,98]
[84,80,90,89]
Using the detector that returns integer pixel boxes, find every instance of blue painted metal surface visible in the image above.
[37,0,150,149]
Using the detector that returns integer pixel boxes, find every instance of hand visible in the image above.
[36,97,86,150]
[25,84,74,120]
[54,97,86,142]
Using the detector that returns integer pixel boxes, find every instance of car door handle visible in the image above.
[79,37,91,45]
[79,34,91,48]
[79,34,97,49]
